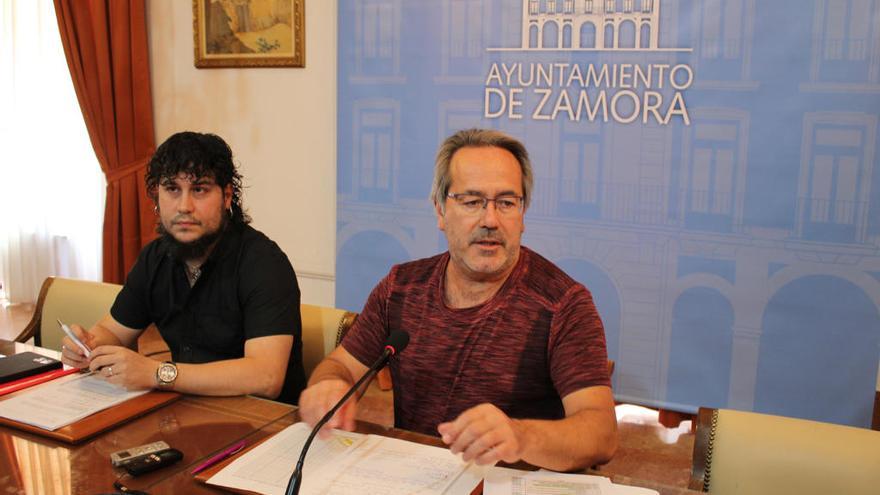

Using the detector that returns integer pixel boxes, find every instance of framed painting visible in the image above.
[193,0,305,68]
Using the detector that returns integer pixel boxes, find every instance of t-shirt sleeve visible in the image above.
[110,246,154,330]
[548,285,611,398]
[340,270,394,367]
[239,245,301,340]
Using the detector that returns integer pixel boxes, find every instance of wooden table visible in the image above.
[0,340,701,494]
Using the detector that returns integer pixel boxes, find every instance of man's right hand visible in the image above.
[298,379,358,438]
[60,324,96,369]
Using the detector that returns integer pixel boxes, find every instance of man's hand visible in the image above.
[438,403,526,466]
[88,346,158,391]
[298,379,358,438]
[60,324,97,369]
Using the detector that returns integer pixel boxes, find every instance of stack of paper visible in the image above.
[207,422,661,495]
[0,373,148,431]
[484,467,660,495]
[207,422,483,495]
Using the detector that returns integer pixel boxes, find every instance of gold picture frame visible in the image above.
[193,0,305,68]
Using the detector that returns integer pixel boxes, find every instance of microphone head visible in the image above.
[384,330,410,355]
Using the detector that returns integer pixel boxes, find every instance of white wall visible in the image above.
[147,0,336,306]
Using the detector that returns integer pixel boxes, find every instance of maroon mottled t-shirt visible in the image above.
[342,246,610,436]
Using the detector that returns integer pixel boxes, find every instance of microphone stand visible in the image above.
[285,348,392,495]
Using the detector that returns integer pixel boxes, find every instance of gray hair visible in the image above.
[430,128,534,213]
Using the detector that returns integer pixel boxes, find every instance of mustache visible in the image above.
[469,231,505,246]
[172,216,201,225]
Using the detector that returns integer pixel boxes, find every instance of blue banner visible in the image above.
[337,0,880,427]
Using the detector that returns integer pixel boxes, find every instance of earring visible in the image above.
[153,205,159,214]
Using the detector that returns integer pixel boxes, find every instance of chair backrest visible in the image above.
[299,304,358,378]
[16,277,122,351]
[690,407,880,495]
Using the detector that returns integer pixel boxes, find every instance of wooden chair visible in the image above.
[300,305,395,390]
[690,407,880,494]
[300,304,359,378]
[15,277,122,351]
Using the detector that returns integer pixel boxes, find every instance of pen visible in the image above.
[190,440,247,475]
[57,319,91,358]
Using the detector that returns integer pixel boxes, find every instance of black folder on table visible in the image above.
[0,352,63,384]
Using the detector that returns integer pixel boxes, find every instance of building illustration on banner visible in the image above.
[483,0,689,52]
[514,0,681,51]
[485,0,692,125]
[337,0,880,428]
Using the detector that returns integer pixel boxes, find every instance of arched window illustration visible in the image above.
[562,23,572,48]
[604,22,615,48]
[556,259,621,388]
[666,287,734,410]
[618,20,636,48]
[337,231,410,312]
[639,22,651,48]
[580,22,597,48]
[542,20,559,48]
[755,275,880,427]
[530,24,539,48]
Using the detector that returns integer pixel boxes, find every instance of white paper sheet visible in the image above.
[484,467,657,495]
[207,422,479,495]
[307,434,470,495]
[207,422,367,495]
[0,372,149,430]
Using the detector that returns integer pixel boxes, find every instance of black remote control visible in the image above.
[123,448,183,476]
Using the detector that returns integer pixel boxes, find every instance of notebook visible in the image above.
[0,352,63,384]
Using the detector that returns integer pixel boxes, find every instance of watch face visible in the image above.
[158,363,177,383]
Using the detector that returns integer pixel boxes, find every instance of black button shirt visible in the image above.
[110,222,305,404]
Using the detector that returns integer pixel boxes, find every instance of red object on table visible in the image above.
[0,367,79,397]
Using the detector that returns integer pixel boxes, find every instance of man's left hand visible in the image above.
[438,403,525,465]
[88,346,157,391]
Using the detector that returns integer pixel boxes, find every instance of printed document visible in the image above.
[207,422,482,495]
[484,467,658,495]
[0,372,148,430]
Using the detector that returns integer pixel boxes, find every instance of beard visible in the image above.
[157,212,228,261]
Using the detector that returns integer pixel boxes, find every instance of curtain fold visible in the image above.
[53,0,156,283]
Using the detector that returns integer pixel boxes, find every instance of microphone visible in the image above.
[285,330,409,495]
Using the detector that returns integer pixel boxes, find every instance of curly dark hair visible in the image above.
[146,131,250,225]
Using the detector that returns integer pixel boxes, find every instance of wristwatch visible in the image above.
[156,361,178,389]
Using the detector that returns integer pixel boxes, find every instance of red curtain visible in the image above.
[53,0,156,283]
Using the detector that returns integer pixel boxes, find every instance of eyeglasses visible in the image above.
[446,193,524,215]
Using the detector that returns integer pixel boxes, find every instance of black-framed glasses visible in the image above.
[446,193,524,215]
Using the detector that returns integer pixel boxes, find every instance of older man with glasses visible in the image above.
[300,128,617,471]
